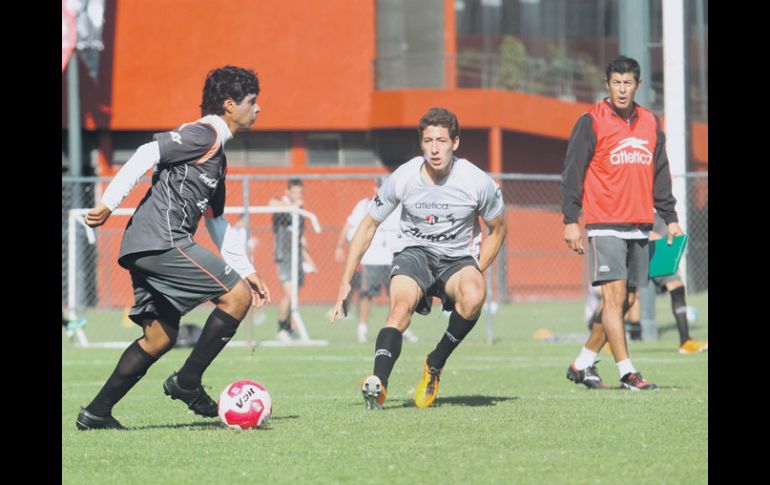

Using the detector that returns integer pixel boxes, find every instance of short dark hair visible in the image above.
[605,55,641,83]
[200,65,260,116]
[418,107,460,140]
[288,178,303,188]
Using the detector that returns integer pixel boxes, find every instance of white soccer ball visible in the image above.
[218,380,272,430]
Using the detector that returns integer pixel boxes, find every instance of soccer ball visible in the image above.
[218,380,272,430]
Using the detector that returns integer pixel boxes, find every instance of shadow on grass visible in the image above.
[132,414,299,431]
[393,395,519,409]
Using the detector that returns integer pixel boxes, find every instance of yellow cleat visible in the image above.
[678,339,708,354]
[361,375,387,410]
[414,359,442,409]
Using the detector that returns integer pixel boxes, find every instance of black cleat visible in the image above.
[76,408,128,431]
[163,372,218,417]
[566,363,609,389]
[620,372,657,391]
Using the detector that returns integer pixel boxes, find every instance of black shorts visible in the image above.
[119,243,242,327]
[391,246,479,315]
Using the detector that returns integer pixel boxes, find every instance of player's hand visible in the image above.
[329,282,351,323]
[84,203,112,228]
[564,223,584,255]
[666,222,685,245]
[334,246,345,262]
[245,272,271,308]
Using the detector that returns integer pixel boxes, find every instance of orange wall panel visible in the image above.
[82,0,376,130]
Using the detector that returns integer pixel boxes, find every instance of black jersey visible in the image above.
[271,196,305,262]
[119,116,229,260]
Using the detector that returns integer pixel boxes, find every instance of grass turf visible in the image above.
[62,293,707,484]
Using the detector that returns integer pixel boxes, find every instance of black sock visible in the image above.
[670,286,690,344]
[427,311,479,369]
[86,339,157,417]
[625,320,642,340]
[278,318,290,331]
[372,327,402,389]
[177,308,241,389]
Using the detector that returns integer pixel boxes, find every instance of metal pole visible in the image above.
[619,0,651,107]
[663,0,689,283]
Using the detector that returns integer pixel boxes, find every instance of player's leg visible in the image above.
[77,317,179,430]
[664,279,708,353]
[616,238,657,389]
[149,244,248,415]
[624,292,643,341]
[361,275,422,409]
[276,276,293,339]
[428,265,485,369]
[414,260,483,408]
[173,279,252,391]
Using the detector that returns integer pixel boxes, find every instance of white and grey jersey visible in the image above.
[118,115,232,260]
[369,157,504,259]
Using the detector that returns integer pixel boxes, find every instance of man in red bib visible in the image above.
[561,56,684,391]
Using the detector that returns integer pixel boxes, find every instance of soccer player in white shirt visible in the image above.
[330,108,507,410]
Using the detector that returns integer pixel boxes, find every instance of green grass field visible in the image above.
[62,293,707,484]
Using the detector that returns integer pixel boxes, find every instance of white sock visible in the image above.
[573,347,597,370]
[617,359,636,378]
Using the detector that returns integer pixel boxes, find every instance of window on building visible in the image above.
[307,132,381,166]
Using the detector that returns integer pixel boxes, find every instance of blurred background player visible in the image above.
[77,66,271,430]
[334,177,417,344]
[561,56,684,391]
[624,214,707,353]
[269,178,316,341]
[330,107,506,410]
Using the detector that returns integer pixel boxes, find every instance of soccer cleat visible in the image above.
[566,363,609,389]
[163,372,218,417]
[76,407,128,431]
[620,372,657,391]
[361,375,387,410]
[678,339,708,354]
[414,359,442,409]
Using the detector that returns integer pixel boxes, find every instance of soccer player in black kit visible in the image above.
[77,66,271,430]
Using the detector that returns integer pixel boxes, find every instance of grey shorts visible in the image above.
[119,243,242,327]
[652,273,682,293]
[276,258,304,286]
[355,265,391,298]
[588,236,649,288]
[391,246,480,315]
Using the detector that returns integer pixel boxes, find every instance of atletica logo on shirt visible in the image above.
[415,201,450,210]
[610,137,653,165]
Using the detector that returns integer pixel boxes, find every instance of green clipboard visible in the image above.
[648,234,688,278]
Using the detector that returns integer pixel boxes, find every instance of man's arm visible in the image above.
[84,142,160,227]
[204,216,271,307]
[478,214,507,273]
[329,214,380,322]
[561,114,595,254]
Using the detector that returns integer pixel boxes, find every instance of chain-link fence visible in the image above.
[62,172,707,328]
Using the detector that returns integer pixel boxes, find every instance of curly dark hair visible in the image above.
[200,65,260,116]
[605,55,641,82]
[418,107,460,140]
